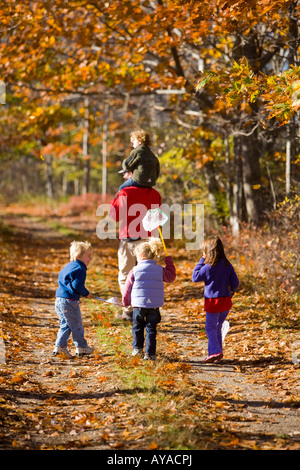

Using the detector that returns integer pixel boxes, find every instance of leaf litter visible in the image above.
[0,208,299,450]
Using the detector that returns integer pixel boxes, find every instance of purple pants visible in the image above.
[205,310,229,356]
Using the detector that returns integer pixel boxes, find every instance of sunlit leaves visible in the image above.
[196,58,300,124]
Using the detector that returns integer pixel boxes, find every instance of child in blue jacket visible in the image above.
[53,241,94,358]
[122,238,176,360]
[192,236,239,363]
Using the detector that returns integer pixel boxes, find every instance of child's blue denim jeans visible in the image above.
[55,297,88,348]
[132,307,161,356]
[118,178,145,191]
[205,310,229,356]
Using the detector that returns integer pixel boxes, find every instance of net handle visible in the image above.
[158,226,168,256]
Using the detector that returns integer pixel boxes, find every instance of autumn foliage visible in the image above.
[0,0,299,452]
[0,0,299,228]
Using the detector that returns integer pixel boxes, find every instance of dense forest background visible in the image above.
[0,0,299,235]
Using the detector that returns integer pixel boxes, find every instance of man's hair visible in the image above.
[70,241,92,261]
[130,128,151,146]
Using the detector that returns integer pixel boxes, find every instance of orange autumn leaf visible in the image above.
[148,441,158,450]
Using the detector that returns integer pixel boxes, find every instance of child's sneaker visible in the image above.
[143,354,156,361]
[204,353,223,363]
[132,348,143,357]
[52,346,72,358]
[75,346,94,357]
[214,354,223,363]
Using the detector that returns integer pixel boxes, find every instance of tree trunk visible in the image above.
[224,136,233,216]
[286,2,298,197]
[82,96,90,196]
[62,174,68,196]
[231,137,242,238]
[239,131,261,225]
[286,126,291,197]
[203,161,218,210]
[44,154,54,199]
[102,102,109,202]
[102,118,108,202]
[231,34,264,225]
[74,179,79,196]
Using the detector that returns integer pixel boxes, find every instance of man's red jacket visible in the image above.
[109,186,162,239]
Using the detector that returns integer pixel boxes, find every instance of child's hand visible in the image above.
[86,293,93,299]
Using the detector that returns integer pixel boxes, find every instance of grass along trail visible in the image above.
[0,209,299,450]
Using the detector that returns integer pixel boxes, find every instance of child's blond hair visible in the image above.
[70,241,92,261]
[134,237,162,260]
[130,128,151,146]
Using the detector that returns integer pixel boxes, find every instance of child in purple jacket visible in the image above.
[122,238,176,360]
[192,236,239,363]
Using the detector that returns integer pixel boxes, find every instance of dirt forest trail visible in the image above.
[0,208,299,451]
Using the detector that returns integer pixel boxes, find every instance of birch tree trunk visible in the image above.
[82,96,90,196]
[102,120,108,202]
[102,103,109,202]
